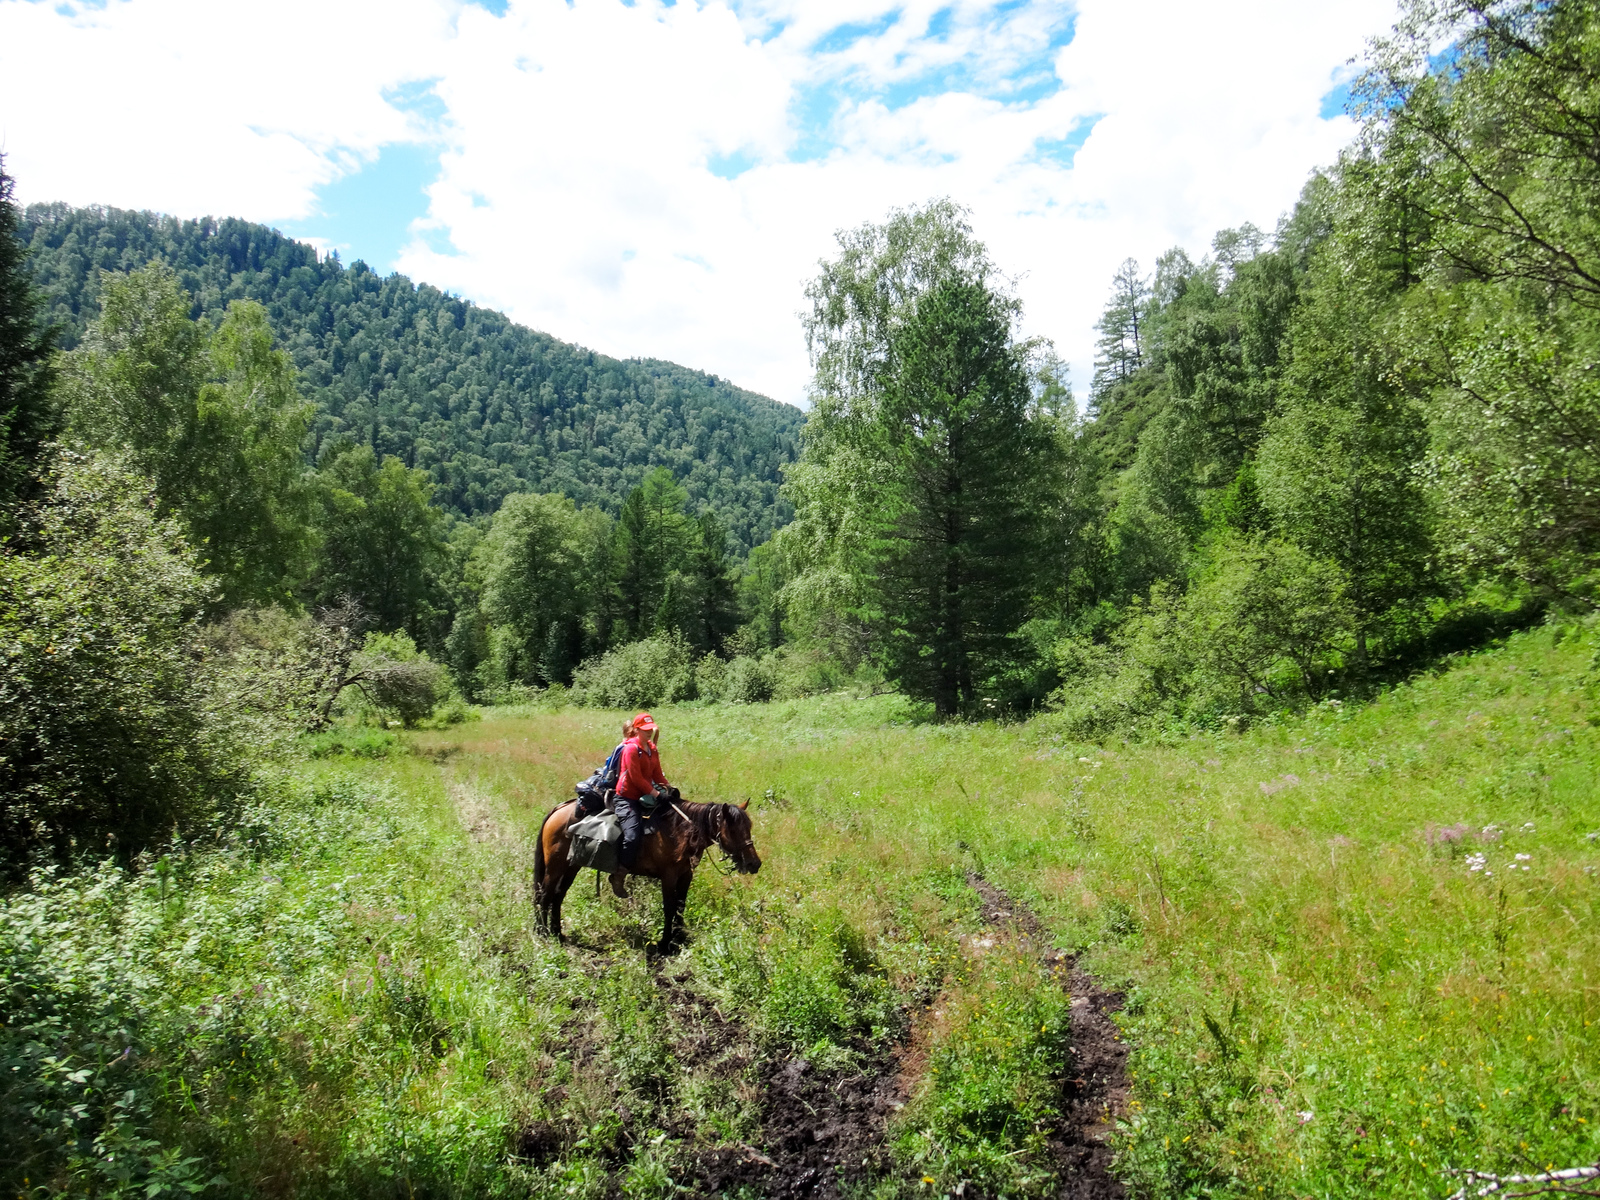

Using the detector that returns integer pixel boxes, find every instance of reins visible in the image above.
[667,800,753,874]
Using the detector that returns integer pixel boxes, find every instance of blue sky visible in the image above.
[1,0,1397,404]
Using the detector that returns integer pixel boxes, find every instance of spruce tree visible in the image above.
[0,156,59,507]
[793,201,1065,716]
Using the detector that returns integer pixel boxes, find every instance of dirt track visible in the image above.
[667,873,1131,1198]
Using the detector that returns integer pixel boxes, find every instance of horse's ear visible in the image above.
[739,798,749,811]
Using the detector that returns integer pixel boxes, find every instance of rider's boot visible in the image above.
[609,869,630,899]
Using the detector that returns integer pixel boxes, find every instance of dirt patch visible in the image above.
[449,781,504,843]
[967,872,1129,1200]
[689,1041,908,1199]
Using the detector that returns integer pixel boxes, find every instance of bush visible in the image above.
[345,631,452,727]
[0,451,244,873]
[302,726,401,758]
[723,655,778,704]
[569,633,696,708]
[694,651,729,701]
[1048,538,1355,739]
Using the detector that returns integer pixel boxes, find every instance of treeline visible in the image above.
[20,203,802,550]
[764,0,1600,726]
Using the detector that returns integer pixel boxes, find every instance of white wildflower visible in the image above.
[1466,853,1486,873]
[1297,1111,1314,1124]
[1515,853,1531,861]
[1521,822,1536,833]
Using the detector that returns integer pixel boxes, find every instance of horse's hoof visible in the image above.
[609,872,630,899]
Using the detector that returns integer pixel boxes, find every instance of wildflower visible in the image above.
[1078,756,1093,763]
[1515,853,1531,861]
[1466,853,1486,873]
[1586,832,1599,843]
[1521,822,1536,833]
[1298,1111,1314,1124]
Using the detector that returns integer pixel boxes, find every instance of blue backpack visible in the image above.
[576,742,628,807]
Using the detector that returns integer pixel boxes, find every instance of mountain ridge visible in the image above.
[20,203,803,550]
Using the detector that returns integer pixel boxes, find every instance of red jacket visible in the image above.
[616,736,668,801]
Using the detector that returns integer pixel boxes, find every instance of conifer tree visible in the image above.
[0,156,59,506]
[792,201,1065,716]
[1091,258,1151,404]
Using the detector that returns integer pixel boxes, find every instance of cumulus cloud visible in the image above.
[0,0,1399,404]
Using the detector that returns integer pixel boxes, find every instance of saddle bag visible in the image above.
[568,812,623,873]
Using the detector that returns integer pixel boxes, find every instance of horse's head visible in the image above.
[717,800,761,874]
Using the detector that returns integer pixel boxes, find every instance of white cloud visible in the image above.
[1,0,1399,405]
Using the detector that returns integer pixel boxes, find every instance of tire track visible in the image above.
[966,871,1130,1199]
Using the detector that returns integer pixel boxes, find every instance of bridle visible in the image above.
[669,799,757,874]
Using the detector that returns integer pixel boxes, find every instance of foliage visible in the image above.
[341,631,453,728]
[21,204,802,551]
[568,632,697,708]
[1353,0,1600,604]
[1091,257,1151,402]
[1257,249,1433,668]
[1050,537,1354,739]
[477,490,610,687]
[0,450,244,874]
[310,443,447,638]
[0,154,59,508]
[60,264,313,609]
[789,201,1068,716]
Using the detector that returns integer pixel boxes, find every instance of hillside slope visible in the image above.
[20,204,803,549]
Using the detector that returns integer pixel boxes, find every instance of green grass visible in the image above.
[6,621,1600,1196]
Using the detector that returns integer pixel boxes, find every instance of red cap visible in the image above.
[632,712,658,732]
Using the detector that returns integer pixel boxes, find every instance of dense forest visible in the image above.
[760,0,1600,723]
[19,204,802,550]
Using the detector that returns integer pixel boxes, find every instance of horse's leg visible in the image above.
[657,871,692,956]
[551,865,580,943]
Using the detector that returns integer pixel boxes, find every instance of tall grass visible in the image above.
[420,620,1600,1194]
[7,621,1597,1196]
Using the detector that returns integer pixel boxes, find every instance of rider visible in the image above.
[611,711,673,896]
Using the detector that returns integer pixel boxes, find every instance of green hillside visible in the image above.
[19,204,802,550]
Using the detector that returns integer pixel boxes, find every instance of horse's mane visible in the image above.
[668,798,732,849]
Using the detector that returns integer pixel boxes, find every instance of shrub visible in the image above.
[568,633,695,708]
[694,651,729,701]
[345,631,452,727]
[302,726,401,758]
[1048,538,1355,739]
[0,451,244,873]
[722,655,778,704]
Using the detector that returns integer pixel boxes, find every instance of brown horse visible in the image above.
[534,797,761,953]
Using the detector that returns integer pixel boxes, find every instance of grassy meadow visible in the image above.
[7,620,1600,1198]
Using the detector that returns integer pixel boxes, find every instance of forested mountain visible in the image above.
[19,204,801,550]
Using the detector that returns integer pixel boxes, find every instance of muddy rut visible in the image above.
[965,873,1129,1200]
[654,873,1129,1198]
